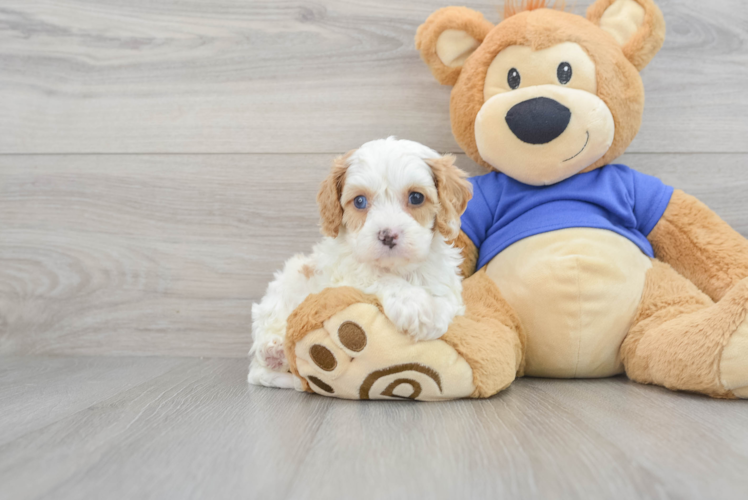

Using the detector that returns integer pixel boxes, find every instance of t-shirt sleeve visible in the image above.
[460,175,497,249]
[630,169,675,236]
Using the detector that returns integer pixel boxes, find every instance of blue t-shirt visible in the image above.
[461,164,674,270]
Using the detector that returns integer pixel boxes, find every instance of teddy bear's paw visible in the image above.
[720,312,748,399]
[293,303,475,401]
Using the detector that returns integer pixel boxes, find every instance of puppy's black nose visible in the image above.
[505,97,571,144]
[378,229,397,249]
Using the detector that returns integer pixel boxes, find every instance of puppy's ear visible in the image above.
[415,7,494,86]
[426,155,473,241]
[317,152,353,237]
[587,0,665,71]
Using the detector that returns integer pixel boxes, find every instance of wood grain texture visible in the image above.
[1,356,747,500]
[1,153,746,357]
[0,356,186,446]
[1,2,747,497]
[0,0,746,154]
[0,153,328,356]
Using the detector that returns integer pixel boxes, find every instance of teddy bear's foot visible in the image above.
[284,272,525,400]
[623,263,748,399]
[720,313,748,399]
[292,301,475,400]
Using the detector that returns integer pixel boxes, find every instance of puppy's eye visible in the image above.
[353,195,367,209]
[507,68,521,90]
[409,192,425,206]
[557,62,572,85]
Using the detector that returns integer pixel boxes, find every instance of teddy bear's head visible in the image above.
[416,0,665,185]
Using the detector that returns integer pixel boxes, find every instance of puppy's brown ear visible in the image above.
[415,7,494,86]
[426,155,473,241]
[587,0,665,71]
[317,152,353,237]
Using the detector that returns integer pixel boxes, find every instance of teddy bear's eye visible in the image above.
[507,68,521,89]
[353,196,367,209]
[557,62,572,85]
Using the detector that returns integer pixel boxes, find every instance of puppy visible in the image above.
[248,137,473,389]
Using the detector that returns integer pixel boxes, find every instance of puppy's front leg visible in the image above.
[378,278,443,341]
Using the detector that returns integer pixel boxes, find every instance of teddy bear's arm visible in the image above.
[452,230,479,278]
[648,190,748,301]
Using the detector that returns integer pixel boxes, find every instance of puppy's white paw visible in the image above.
[255,335,288,371]
[248,363,296,389]
[430,302,457,339]
[410,322,447,342]
[383,288,443,341]
[292,374,306,392]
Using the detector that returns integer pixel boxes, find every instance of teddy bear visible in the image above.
[281,0,748,400]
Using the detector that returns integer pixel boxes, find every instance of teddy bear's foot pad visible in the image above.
[721,315,748,399]
[293,303,475,401]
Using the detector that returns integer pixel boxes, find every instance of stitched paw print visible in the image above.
[292,303,475,400]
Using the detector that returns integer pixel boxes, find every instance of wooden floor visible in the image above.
[1,0,747,498]
[1,356,747,500]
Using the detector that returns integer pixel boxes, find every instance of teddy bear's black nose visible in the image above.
[505,97,571,145]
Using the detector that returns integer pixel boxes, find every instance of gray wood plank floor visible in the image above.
[1,356,747,500]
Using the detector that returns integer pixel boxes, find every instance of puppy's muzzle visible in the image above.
[378,229,398,249]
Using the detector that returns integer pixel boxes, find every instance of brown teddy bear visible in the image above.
[282,0,748,400]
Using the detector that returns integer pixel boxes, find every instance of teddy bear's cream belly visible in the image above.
[485,228,652,378]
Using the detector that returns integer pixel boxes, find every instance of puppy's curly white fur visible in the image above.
[248,138,473,389]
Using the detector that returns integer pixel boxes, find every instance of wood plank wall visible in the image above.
[1,0,746,356]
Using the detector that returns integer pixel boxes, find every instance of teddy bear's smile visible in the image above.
[563,130,590,163]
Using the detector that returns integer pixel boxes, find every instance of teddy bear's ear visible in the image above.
[587,0,666,71]
[415,7,494,86]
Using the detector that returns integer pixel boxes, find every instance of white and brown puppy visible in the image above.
[248,137,473,389]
